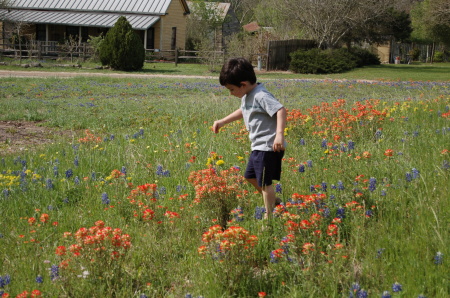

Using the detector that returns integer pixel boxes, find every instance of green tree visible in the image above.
[99,16,145,71]
[410,0,450,46]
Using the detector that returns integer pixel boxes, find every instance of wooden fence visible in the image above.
[266,39,316,71]
[0,41,224,65]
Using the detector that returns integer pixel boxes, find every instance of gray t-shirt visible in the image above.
[241,83,284,151]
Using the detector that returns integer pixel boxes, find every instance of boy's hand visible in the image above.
[212,120,224,133]
[273,133,285,152]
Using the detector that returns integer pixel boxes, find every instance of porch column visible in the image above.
[144,29,148,49]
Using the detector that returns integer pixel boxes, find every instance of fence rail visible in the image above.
[0,41,224,65]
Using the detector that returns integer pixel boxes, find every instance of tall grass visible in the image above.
[0,76,449,297]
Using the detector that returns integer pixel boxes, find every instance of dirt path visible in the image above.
[0,69,216,79]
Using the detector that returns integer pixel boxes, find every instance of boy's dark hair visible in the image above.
[219,58,257,87]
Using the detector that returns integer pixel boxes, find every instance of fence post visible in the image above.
[175,48,179,66]
[83,43,86,62]
[37,41,42,60]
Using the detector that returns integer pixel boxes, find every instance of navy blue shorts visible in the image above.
[244,150,284,187]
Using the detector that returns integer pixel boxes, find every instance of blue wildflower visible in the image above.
[307,160,313,168]
[36,275,44,283]
[3,189,10,199]
[381,291,391,298]
[298,164,305,172]
[91,172,96,180]
[337,180,345,190]
[434,251,443,265]
[0,274,11,287]
[53,166,58,177]
[381,190,387,196]
[65,169,73,179]
[101,193,110,204]
[392,282,402,292]
[406,172,412,182]
[336,208,345,219]
[121,166,127,175]
[321,181,327,192]
[50,265,59,280]
[158,186,167,195]
[74,176,80,185]
[254,206,266,220]
[376,248,385,258]
[348,140,355,150]
[140,295,148,298]
[412,168,420,179]
[74,156,79,167]
[368,177,377,192]
[310,185,316,192]
[357,290,368,298]
[299,138,305,145]
[321,139,327,148]
[275,183,282,193]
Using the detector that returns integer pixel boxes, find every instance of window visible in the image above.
[171,27,176,50]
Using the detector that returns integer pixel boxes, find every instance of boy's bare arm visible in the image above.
[212,108,243,133]
[273,107,286,152]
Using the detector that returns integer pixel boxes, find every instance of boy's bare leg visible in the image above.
[246,178,277,218]
[262,185,276,218]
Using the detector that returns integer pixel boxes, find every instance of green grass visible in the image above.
[1,56,450,82]
[0,74,449,297]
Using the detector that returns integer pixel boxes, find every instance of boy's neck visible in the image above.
[243,82,258,95]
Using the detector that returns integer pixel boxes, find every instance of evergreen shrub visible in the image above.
[99,16,145,71]
[289,48,380,74]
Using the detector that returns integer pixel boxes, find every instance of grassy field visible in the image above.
[1,56,450,82]
[0,68,449,297]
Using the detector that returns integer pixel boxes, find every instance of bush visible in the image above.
[99,16,145,71]
[290,48,380,74]
[433,51,445,62]
[349,48,381,67]
[290,48,357,74]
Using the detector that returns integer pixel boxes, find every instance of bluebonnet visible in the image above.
[176,185,182,192]
[412,168,420,179]
[140,295,148,298]
[158,186,167,195]
[110,134,115,140]
[101,193,110,204]
[310,185,316,192]
[376,248,385,258]
[1,158,4,166]
[0,274,11,287]
[351,282,361,292]
[336,208,345,219]
[443,160,449,170]
[321,139,327,148]
[3,189,9,199]
[434,251,443,265]
[406,172,413,182]
[275,183,282,193]
[232,207,244,222]
[53,165,58,177]
[36,275,44,283]
[337,180,345,190]
[46,179,53,190]
[307,160,313,168]
[340,143,347,152]
[50,265,59,280]
[381,190,387,196]
[156,165,170,177]
[348,140,355,150]
[329,194,336,200]
[392,282,402,292]
[299,138,305,145]
[121,166,127,175]
[74,176,80,185]
[65,169,73,179]
[74,156,79,167]
[298,164,305,172]
[91,172,96,180]
[21,159,27,168]
[254,206,266,220]
[413,131,419,137]
[368,177,377,192]
[365,210,373,217]
[321,181,327,192]
[375,129,382,139]
[381,291,391,298]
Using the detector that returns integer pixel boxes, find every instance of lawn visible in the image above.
[0,70,449,297]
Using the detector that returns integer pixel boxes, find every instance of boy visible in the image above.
[212,58,286,218]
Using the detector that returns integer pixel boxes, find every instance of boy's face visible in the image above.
[224,83,248,98]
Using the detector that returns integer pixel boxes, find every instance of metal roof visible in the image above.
[8,0,178,15]
[0,9,160,30]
